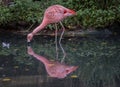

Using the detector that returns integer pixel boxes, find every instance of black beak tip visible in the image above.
[27,41,31,47]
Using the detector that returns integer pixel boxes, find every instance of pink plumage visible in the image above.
[27,47,78,79]
[44,5,76,23]
[27,5,76,42]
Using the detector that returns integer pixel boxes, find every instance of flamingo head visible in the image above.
[63,8,76,17]
[65,66,78,75]
[57,66,78,79]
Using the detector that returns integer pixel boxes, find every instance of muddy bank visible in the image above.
[0,28,113,38]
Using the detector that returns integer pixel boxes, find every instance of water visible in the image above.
[0,32,120,87]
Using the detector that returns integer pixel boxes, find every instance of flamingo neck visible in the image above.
[32,19,48,35]
[32,52,50,65]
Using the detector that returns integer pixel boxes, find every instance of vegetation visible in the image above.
[0,5,11,24]
[0,0,120,29]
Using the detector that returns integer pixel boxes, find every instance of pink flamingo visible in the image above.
[27,46,78,79]
[27,5,76,62]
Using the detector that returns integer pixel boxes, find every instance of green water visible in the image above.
[0,32,120,87]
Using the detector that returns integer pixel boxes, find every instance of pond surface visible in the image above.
[0,32,120,87]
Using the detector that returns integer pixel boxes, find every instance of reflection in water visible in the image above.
[0,32,120,87]
[27,46,78,79]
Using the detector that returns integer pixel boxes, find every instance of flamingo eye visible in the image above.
[64,10,67,14]
[66,70,69,73]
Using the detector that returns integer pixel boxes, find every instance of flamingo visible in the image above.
[27,46,78,79]
[27,5,76,62]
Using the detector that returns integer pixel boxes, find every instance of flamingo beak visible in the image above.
[72,66,78,71]
[69,9,77,15]
[66,66,78,74]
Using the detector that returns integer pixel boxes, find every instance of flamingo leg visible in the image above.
[59,22,66,63]
[55,23,59,60]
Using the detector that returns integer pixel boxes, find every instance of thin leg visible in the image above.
[55,23,59,60]
[59,22,66,63]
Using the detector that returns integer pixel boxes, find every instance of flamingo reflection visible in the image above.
[27,46,78,79]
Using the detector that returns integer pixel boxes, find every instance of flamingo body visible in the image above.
[44,5,76,24]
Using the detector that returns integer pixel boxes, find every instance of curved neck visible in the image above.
[32,19,48,35]
[32,52,50,65]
